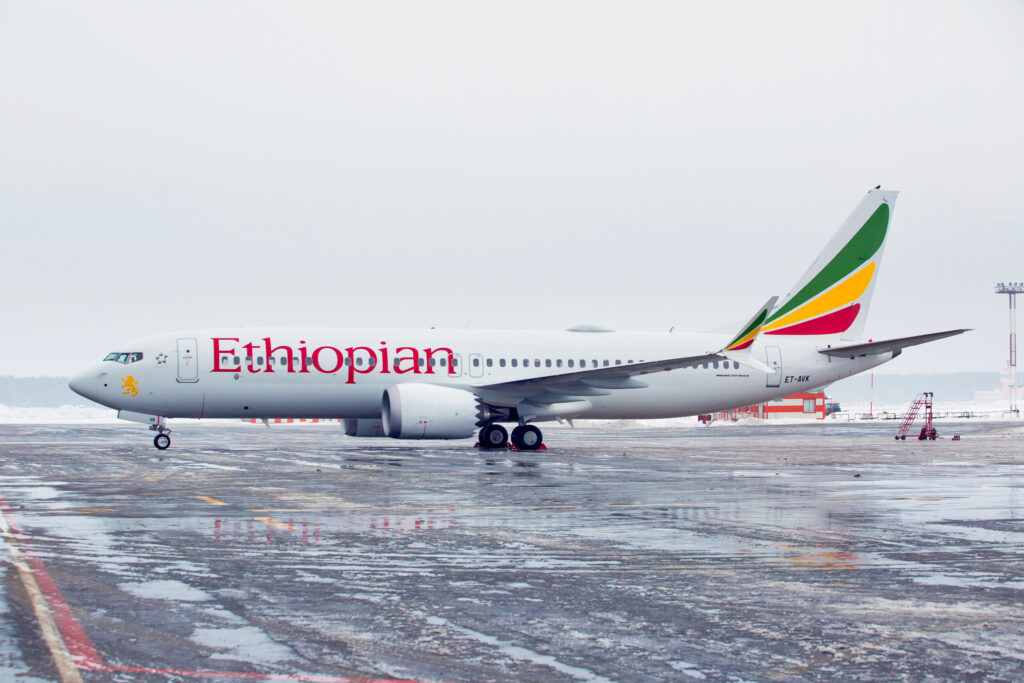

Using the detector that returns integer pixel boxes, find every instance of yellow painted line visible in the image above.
[76,508,115,515]
[253,516,294,531]
[197,496,227,506]
[0,506,84,683]
[246,502,719,513]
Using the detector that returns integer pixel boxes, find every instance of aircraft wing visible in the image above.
[478,351,728,395]
[476,299,780,407]
[817,329,969,358]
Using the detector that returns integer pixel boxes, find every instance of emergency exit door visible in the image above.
[765,346,782,387]
[177,338,199,383]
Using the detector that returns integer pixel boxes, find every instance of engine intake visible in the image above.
[381,383,480,439]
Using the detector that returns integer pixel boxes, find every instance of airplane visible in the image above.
[69,187,966,451]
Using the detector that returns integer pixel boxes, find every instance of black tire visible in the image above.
[511,425,543,451]
[480,424,508,449]
[154,433,171,450]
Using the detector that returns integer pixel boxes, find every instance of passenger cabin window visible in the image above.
[567,359,574,368]
[545,359,552,368]
[499,359,506,367]
[603,360,609,367]
[511,359,518,367]
[486,358,493,368]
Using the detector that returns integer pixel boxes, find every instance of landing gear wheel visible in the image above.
[154,433,171,450]
[480,424,509,449]
[511,425,543,451]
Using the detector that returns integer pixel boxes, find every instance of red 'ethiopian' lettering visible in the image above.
[210,337,451,383]
[212,338,240,372]
[424,347,456,375]
[345,346,377,384]
[312,346,345,374]
[394,347,420,374]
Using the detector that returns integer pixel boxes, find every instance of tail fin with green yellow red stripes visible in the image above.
[760,187,897,341]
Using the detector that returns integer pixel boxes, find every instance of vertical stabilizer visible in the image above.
[761,187,897,341]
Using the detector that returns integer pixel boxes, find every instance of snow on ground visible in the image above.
[0,404,119,423]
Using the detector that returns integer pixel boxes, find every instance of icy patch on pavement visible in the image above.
[424,614,613,682]
[120,579,213,602]
[191,626,294,663]
[668,660,708,679]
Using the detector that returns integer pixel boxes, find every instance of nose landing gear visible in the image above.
[150,418,171,450]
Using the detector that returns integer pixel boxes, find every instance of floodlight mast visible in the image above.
[995,282,1024,415]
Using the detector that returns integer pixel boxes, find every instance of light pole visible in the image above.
[995,282,1024,415]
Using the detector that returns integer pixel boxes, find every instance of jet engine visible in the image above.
[381,383,480,439]
[342,418,387,437]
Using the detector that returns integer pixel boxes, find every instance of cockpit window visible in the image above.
[103,352,144,364]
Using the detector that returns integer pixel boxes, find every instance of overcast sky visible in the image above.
[1,1,1022,378]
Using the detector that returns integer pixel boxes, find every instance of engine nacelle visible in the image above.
[342,418,386,437]
[381,383,480,439]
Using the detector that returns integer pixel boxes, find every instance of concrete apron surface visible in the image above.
[1,420,1023,682]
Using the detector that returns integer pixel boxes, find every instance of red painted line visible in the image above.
[1,489,440,683]
[0,489,103,669]
[93,664,432,682]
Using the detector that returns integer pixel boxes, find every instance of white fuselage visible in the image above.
[69,327,892,421]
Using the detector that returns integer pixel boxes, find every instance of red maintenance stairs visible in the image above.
[895,392,937,440]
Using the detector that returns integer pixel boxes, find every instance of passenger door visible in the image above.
[764,346,782,387]
[177,338,199,383]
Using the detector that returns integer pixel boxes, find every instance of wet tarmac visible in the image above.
[1,420,1023,682]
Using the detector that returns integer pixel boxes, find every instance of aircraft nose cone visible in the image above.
[69,369,97,401]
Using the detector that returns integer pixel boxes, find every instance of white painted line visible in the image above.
[0,506,83,683]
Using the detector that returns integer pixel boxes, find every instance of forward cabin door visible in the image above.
[177,338,199,383]
[764,346,782,387]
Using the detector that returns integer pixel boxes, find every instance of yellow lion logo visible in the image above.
[120,375,139,397]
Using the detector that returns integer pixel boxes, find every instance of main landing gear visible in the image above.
[151,418,171,450]
[479,424,509,449]
[511,425,543,450]
[478,424,545,450]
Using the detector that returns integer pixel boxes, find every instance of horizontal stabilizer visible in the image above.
[818,329,969,358]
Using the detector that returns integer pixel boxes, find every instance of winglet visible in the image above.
[724,296,778,351]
